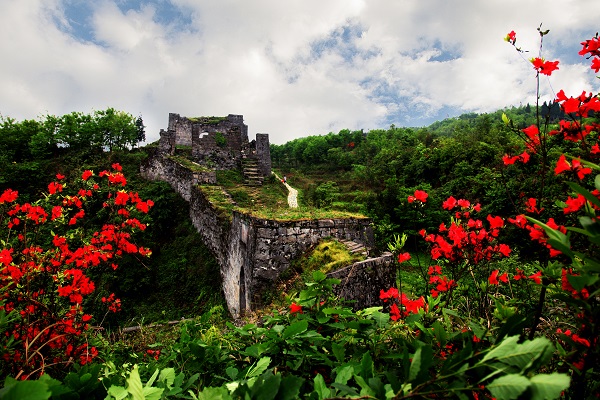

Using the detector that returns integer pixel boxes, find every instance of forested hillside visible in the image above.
[271,104,569,251]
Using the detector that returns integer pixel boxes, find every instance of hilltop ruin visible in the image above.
[158,113,271,185]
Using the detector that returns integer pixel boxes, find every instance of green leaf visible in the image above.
[0,380,51,400]
[331,342,346,362]
[146,368,160,388]
[481,336,553,372]
[408,347,422,383]
[159,368,176,389]
[487,374,530,400]
[353,375,376,397]
[242,342,271,358]
[502,113,510,125]
[330,383,359,397]
[276,375,304,400]
[361,352,374,380]
[568,273,598,291]
[334,364,354,385]
[197,386,232,400]
[246,356,271,378]
[529,373,570,400]
[313,374,330,400]
[370,310,390,328]
[312,271,326,282]
[126,365,145,400]
[226,367,239,380]
[282,320,308,339]
[107,385,129,400]
[432,321,447,346]
[251,372,281,400]
[142,386,164,400]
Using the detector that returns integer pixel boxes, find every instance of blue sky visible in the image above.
[0,0,598,144]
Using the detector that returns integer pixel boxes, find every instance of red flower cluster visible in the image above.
[530,57,559,76]
[407,190,428,203]
[146,349,161,361]
[502,151,530,166]
[427,265,456,298]
[421,197,510,265]
[554,155,592,180]
[488,269,508,285]
[379,287,425,321]
[579,34,600,72]
[290,302,303,315]
[0,164,153,378]
[102,293,122,313]
[562,268,589,300]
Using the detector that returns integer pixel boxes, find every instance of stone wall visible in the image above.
[168,113,193,147]
[142,144,392,318]
[141,150,216,201]
[233,213,374,311]
[328,253,395,310]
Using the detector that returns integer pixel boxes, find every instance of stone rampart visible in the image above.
[141,150,216,201]
[142,151,392,318]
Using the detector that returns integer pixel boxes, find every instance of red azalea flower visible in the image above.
[555,155,571,175]
[486,215,504,229]
[290,303,303,314]
[489,270,500,285]
[442,196,457,210]
[499,244,511,257]
[505,30,516,44]
[530,57,559,76]
[563,194,586,214]
[591,57,600,73]
[380,287,399,302]
[503,154,518,165]
[529,271,542,285]
[397,252,411,263]
[579,36,600,57]
[414,190,428,202]
[389,303,401,321]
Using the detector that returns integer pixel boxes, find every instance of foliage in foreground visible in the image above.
[0,273,571,399]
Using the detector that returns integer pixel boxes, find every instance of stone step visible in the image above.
[338,239,368,256]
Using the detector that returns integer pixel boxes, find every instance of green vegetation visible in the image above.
[186,116,228,124]
[200,169,366,221]
[168,155,213,173]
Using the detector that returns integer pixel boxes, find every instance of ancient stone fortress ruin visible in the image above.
[158,113,271,185]
[142,113,394,318]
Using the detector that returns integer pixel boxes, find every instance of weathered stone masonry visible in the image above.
[142,113,395,317]
[143,150,383,317]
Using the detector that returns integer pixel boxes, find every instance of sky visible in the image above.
[0,1,598,145]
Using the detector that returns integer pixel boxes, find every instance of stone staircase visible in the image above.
[241,158,263,186]
[338,239,369,257]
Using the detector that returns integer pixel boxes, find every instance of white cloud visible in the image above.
[0,0,598,145]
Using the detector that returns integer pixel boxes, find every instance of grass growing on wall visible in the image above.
[263,238,366,307]
[212,169,368,221]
